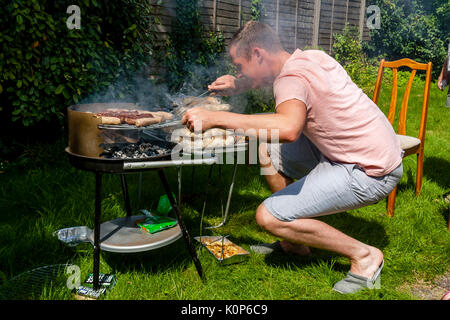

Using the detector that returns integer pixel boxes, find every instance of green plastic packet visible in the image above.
[157,193,176,215]
[138,210,177,234]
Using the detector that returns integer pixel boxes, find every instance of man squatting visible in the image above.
[181,21,403,294]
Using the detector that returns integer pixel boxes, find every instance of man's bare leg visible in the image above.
[255,203,384,278]
[258,143,310,256]
[258,142,293,192]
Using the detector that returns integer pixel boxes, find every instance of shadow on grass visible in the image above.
[438,203,449,229]
[224,212,389,274]
[423,156,450,190]
[100,238,195,276]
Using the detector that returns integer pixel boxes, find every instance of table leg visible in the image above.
[157,169,205,281]
[93,172,102,290]
[120,174,132,217]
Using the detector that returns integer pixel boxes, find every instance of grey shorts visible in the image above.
[263,134,403,221]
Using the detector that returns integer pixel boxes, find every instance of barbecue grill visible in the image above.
[65,102,248,290]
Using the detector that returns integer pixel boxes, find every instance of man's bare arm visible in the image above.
[182,99,306,143]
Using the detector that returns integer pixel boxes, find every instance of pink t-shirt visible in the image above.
[274,49,402,177]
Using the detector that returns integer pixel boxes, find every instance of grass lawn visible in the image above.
[0,79,449,301]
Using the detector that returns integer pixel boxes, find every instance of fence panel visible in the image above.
[149,0,371,74]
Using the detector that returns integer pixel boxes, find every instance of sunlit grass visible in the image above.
[0,80,448,300]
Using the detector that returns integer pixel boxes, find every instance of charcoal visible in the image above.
[100,140,171,159]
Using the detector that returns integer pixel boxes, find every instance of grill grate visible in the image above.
[0,264,71,299]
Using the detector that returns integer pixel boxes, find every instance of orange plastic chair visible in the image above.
[372,58,432,217]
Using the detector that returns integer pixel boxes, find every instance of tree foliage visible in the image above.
[333,24,379,96]
[364,0,447,77]
[0,0,158,129]
[162,0,226,92]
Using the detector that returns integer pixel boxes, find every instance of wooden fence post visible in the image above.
[275,0,279,33]
[359,0,366,41]
[213,0,217,31]
[238,0,242,27]
[329,0,335,52]
[294,0,299,49]
[312,0,321,47]
[345,0,349,23]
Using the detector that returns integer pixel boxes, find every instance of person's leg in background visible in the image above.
[446,86,450,107]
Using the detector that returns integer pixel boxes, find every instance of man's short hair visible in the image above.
[230,21,284,60]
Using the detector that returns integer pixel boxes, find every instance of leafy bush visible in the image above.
[243,88,275,114]
[251,0,265,21]
[332,23,427,106]
[364,0,447,78]
[332,24,379,97]
[0,0,158,129]
[162,0,227,92]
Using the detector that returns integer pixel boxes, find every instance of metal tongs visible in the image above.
[153,88,218,129]
[196,89,217,98]
[196,90,210,98]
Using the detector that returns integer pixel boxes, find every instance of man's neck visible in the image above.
[271,50,292,79]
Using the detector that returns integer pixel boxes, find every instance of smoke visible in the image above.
[175,59,252,114]
[78,67,175,111]
[79,57,252,114]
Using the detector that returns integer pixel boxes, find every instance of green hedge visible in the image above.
[332,24,379,97]
[365,0,448,77]
[163,0,227,92]
[0,0,158,128]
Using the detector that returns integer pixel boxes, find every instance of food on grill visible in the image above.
[200,239,248,259]
[125,115,161,127]
[182,96,220,106]
[94,109,171,127]
[170,127,237,151]
[100,116,122,125]
[174,96,232,117]
[153,111,173,121]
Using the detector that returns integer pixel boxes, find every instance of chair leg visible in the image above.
[416,151,424,196]
[386,185,398,217]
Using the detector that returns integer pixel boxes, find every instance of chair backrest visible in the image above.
[372,58,432,143]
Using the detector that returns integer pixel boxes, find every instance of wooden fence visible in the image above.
[151,0,370,53]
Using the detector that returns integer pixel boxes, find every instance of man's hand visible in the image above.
[208,75,238,96]
[208,75,251,96]
[438,58,448,91]
[438,78,443,91]
[181,107,216,132]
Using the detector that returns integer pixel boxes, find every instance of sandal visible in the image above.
[250,240,283,254]
[332,260,384,294]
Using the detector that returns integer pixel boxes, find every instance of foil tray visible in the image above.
[194,236,250,265]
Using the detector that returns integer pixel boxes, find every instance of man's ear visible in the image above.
[253,48,264,64]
